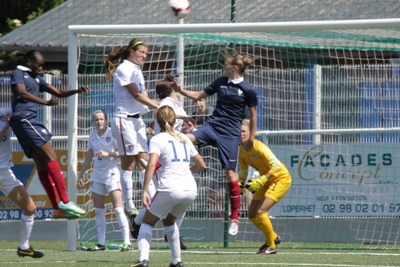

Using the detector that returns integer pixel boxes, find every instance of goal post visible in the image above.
[67,19,400,251]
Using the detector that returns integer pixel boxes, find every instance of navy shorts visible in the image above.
[191,124,240,171]
[10,119,53,158]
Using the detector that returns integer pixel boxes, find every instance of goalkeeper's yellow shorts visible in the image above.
[252,171,291,202]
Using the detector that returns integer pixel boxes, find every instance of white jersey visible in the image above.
[0,108,12,168]
[88,127,120,184]
[113,60,149,116]
[153,97,187,135]
[149,132,198,191]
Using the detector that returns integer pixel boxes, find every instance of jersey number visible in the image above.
[168,140,189,162]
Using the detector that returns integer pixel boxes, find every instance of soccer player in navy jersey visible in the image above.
[10,50,90,219]
[171,53,258,236]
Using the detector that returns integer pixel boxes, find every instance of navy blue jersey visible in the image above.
[10,66,48,120]
[204,77,258,136]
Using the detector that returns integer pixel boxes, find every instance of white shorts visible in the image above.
[90,180,122,196]
[111,116,148,156]
[149,190,197,220]
[0,168,23,196]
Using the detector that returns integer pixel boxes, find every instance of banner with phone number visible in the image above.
[0,151,86,221]
[269,144,400,217]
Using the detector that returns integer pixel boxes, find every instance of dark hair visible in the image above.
[155,74,175,99]
[104,38,147,82]
[24,50,42,62]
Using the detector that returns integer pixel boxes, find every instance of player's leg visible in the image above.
[112,117,138,216]
[216,137,241,235]
[164,190,196,266]
[2,169,43,258]
[34,142,85,216]
[248,191,280,254]
[133,208,160,266]
[87,182,106,251]
[109,183,131,251]
[31,150,59,209]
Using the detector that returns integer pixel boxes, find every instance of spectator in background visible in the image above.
[170,52,258,236]
[191,98,214,126]
[0,108,43,258]
[10,50,88,219]
[78,110,131,252]
[104,37,159,217]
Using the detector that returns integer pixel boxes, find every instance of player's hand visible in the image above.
[142,191,151,209]
[78,86,91,93]
[47,97,59,106]
[78,177,85,188]
[96,150,109,158]
[238,179,246,195]
[245,175,268,194]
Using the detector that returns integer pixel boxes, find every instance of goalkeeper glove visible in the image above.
[238,179,246,195]
[245,175,268,194]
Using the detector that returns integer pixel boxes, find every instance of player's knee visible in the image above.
[23,201,37,216]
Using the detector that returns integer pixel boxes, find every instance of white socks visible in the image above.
[120,170,135,211]
[95,208,106,245]
[164,223,181,265]
[114,207,131,244]
[138,223,152,261]
[20,214,34,250]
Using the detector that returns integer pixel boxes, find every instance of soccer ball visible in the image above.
[168,0,191,20]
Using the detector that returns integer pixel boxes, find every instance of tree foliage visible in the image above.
[0,0,66,37]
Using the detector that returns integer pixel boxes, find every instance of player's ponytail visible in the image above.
[156,106,186,142]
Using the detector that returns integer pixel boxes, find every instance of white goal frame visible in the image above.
[66,19,400,250]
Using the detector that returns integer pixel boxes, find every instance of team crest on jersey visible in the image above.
[238,89,243,96]
[106,135,111,143]
[36,78,40,83]
[252,154,257,160]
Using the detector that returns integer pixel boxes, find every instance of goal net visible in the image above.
[68,20,400,250]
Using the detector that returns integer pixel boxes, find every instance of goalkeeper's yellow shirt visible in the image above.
[238,139,290,185]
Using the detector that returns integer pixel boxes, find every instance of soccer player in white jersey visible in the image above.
[105,38,159,217]
[131,106,206,267]
[78,110,131,251]
[132,74,196,249]
[0,108,43,258]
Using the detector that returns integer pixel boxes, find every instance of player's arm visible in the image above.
[170,78,208,101]
[246,145,282,193]
[14,83,51,105]
[0,114,11,141]
[238,154,249,194]
[143,152,159,209]
[43,83,91,98]
[78,149,95,188]
[190,153,206,173]
[244,106,257,151]
[124,83,159,109]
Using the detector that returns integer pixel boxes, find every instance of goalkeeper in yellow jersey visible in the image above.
[239,119,291,255]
